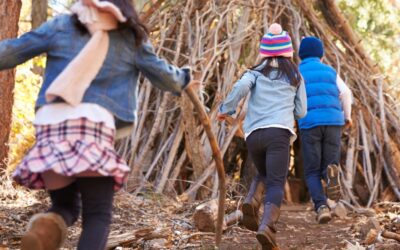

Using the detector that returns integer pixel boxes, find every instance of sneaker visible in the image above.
[316,205,331,224]
[326,164,341,201]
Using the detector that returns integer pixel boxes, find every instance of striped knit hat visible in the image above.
[259,23,293,58]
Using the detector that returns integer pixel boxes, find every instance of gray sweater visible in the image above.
[219,68,307,137]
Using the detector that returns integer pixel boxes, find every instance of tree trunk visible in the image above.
[0,1,22,170]
[31,0,47,29]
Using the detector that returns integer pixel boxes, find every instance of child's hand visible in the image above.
[345,119,353,128]
[217,113,227,122]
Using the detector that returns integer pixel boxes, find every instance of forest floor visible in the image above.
[1,180,399,250]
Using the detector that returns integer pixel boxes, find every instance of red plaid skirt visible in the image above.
[13,118,130,191]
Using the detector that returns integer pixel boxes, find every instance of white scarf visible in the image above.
[45,0,127,106]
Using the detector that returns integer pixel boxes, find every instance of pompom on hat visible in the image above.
[259,23,294,58]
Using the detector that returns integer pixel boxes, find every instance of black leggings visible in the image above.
[48,177,114,250]
[246,128,291,207]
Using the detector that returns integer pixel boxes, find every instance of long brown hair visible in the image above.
[251,57,302,87]
[74,0,149,47]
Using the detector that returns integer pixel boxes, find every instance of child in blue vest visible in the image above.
[0,0,190,249]
[218,23,307,249]
[298,36,352,224]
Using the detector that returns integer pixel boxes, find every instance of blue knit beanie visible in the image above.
[299,36,324,60]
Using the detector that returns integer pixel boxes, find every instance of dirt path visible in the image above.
[197,204,354,250]
[267,205,352,249]
[1,190,362,250]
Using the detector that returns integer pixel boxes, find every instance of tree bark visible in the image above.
[184,84,226,247]
[0,1,22,170]
[31,0,47,29]
[318,0,380,73]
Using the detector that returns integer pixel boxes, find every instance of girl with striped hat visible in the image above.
[217,23,307,249]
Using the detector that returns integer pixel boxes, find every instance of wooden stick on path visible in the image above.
[382,230,400,243]
[184,81,226,248]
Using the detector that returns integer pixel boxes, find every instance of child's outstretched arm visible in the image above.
[0,16,59,70]
[294,78,307,119]
[134,41,190,95]
[218,72,257,119]
[336,76,352,125]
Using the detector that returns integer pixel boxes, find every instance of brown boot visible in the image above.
[241,175,265,231]
[256,202,280,250]
[21,212,67,250]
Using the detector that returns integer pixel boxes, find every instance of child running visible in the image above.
[217,23,307,249]
[0,0,190,249]
[298,36,352,224]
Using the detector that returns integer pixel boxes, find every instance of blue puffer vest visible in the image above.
[298,57,344,129]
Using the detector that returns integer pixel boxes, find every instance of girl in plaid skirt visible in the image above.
[0,0,190,249]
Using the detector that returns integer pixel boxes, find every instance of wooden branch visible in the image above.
[128,92,171,191]
[106,227,169,249]
[128,82,152,162]
[367,77,388,207]
[284,181,293,204]
[165,151,187,194]
[340,200,375,217]
[383,159,400,200]
[344,137,355,186]
[185,83,226,248]
[181,93,209,197]
[140,0,165,22]
[224,210,243,227]
[377,78,400,200]
[193,199,220,232]
[132,130,176,195]
[179,162,216,202]
[178,105,244,201]
[155,123,184,193]
[193,199,242,232]
[179,2,210,199]
[318,0,380,73]
[382,230,400,243]
[114,0,400,212]
[225,116,244,138]
[359,111,374,192]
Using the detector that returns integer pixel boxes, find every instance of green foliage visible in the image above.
[338,0,400,81]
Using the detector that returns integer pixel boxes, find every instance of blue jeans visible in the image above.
[300,126,341,211]
[246,128,291,207]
